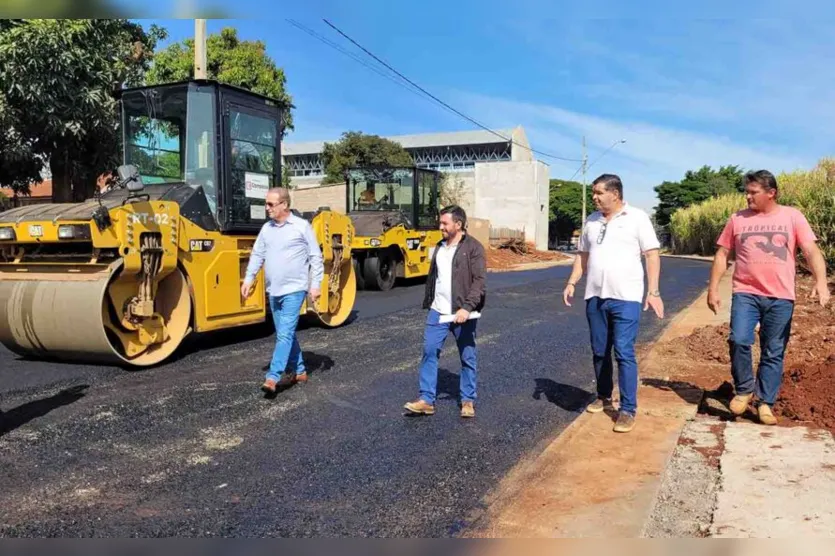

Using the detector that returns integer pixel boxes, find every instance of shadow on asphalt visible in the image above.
[259,351,337,400]
[436,368,461,402]
[0,384,89,436]
[532,378,595,412]
[258,351,336,375]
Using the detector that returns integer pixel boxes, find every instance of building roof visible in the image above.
[1,174,111,201]
[283,128,519,156]
[0,179,53,199]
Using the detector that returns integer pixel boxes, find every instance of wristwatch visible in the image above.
[648,290,661,297]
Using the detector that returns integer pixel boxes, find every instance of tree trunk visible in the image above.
[72,174,97,203]
[50,155,72,203]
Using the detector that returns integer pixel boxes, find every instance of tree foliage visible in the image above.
[653,165,744,228]
[0,19,166,201]
[147,27,294,134]
[320,132,413,185]
[548,178,592,242]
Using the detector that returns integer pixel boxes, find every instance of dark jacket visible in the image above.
[422,234,486,313]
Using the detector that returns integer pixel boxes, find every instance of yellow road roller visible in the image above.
[345,166,443,291]
[0,79,356,367]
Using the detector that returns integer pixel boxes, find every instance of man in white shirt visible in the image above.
[404,205,486,418]
[563,174,664,433]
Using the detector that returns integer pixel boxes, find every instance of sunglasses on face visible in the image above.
[266,201,284,208]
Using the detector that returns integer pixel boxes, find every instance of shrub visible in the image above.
[669,158,835,269]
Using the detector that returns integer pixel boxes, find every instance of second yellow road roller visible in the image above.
[0,79,356,367]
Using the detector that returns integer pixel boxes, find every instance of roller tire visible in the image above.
[363,251,397,291]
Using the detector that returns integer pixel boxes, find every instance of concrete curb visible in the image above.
[487,257,574,273]
[660,253,715,262]
[464,267,734,538]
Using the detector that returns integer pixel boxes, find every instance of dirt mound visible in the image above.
[658,275,835,433]
[486,246,568,270]
[779,355,835,430]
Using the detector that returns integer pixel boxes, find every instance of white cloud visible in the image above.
[454,92,813,214]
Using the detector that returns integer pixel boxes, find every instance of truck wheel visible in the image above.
[363,251,396,291]
[354,257,367,290]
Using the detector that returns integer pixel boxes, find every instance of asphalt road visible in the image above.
[0,257,711,537]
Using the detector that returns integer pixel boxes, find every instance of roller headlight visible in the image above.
[0,227,15,241]
[57,224,91,240]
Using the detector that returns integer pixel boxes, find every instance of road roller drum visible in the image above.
[0,79,356,368]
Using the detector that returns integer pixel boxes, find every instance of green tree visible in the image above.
[654,165,744,228]
[549,178,592,243]
[147,27,293,134]
[320,132,413,185]
[0,19,166,201]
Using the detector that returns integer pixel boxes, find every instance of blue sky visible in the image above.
[129,0,835,213]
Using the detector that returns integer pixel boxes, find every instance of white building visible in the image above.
[282,125,549,250]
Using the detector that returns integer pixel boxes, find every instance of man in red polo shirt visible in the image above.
[708,170,830,425]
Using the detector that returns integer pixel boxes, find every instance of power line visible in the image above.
[568,139,626,182]
[568,162,584,182]
[319,19,584,163]
[285,19,453,113]
[586,140,625,174]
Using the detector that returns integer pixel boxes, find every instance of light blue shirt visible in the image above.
[244,213,324,298]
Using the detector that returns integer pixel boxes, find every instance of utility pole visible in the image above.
[581,135,588,224]
[194,19,207,79]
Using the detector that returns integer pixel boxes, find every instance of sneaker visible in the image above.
[729,392,754,415]
[404,399,435,415]
[461,401,475,418]
[613,412,635,433]
[758,404,778,426]
[586,396,613,414]
[294,372,308,384]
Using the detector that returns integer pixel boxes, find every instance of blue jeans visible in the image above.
[729,293,794,406]
[419,309,478,405]
[585,297,641,415]
[267,291,307,381]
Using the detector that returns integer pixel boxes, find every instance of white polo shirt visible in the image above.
[578,203,660,303]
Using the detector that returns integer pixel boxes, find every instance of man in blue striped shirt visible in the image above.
[242,188,324,392]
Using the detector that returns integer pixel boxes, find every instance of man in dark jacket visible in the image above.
[404,205,486,418]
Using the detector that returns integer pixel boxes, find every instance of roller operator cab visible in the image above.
[0,79,356,367]
[345,166,443,291]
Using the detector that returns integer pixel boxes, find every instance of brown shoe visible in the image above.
[277,372,296,388]
[261,378,277,393]
[403,399,435,415]
[586,396,613,414]
[729,392,754,415]
[758,403,778,426]
[613,412,635,433]
[461,401,475,418]
[295,372,308,384]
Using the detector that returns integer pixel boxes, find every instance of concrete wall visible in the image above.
[511,126,533,162]
[289,175,326,189]
[291,183,347,213]
[473,160,549,250]
[467,217,490,249]
[439,171,476,215]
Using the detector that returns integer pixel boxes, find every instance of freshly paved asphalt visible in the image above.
[0,257,710,537]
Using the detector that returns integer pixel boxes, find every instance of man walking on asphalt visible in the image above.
[563,174,664,433]
[242,188,324,393]
[404,205,486,418]
[708,169,830,425]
